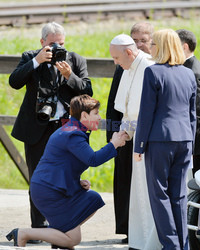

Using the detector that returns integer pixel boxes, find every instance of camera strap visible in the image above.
[48,65,71,118]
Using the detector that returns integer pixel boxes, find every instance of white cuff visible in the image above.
[32,57,40,69]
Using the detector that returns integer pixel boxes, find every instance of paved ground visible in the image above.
[0,189,128,250]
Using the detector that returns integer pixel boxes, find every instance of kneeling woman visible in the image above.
[6,94,127,249]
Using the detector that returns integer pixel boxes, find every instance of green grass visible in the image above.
[1,17,200,191]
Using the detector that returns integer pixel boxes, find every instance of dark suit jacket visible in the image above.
[184,56,200,155]
[106,65,123,142]
[135,63,196,154]
[9,49,92,145]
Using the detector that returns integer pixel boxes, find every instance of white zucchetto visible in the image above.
[110,34,134,45]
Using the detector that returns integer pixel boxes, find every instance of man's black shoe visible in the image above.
[51,244,73,249]
[121,237,128,244]
[36,221,49,228]
[27,240,43,244]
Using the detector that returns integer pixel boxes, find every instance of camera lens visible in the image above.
[37,105,52,121]
[50,43,67,64]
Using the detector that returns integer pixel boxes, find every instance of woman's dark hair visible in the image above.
[70,94,100,120]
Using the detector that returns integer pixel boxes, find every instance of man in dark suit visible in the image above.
[177,29,200,176]
[106,22,154,243]
[9,22,92,236]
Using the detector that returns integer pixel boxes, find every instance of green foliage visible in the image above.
[1,17,200,191]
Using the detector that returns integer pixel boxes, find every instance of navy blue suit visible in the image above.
[135,63,196,250]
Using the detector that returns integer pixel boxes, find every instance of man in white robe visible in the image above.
[106,23,155,245]
[110,34,161,250]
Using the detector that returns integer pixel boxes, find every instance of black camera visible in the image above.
[36,96,57,121]
[49,43,67,65]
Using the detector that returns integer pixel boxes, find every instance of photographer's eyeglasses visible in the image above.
[133,39,150,44]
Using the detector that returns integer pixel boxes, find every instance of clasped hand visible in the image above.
[110,131,129,149]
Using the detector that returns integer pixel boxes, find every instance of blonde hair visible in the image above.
[152,29,185,65]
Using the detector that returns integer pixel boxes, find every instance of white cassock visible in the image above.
[115,50,162,250]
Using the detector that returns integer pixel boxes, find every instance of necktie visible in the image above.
[49,65,57,86]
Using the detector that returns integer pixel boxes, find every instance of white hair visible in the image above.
[41,22,66,40]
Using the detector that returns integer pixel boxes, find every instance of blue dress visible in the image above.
[30,117,117,232]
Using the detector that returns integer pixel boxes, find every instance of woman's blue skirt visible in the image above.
[30,182,105,232]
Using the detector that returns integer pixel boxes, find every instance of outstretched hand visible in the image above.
[80,179,91,190]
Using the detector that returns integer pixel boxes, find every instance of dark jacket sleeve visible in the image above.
[9,50,39,89]
[134,67,157,154]
[190,82,197,142]
[67,132,117,166]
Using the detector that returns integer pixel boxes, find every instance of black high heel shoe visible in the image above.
[6,228,19,246]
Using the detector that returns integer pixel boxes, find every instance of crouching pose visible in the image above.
[6,94,128,249]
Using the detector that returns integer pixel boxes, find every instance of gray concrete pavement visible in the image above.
[0,189,128,250]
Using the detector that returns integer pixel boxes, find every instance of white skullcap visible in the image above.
[110,34,134,45]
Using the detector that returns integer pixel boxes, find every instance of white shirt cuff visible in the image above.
[32,57,40,69]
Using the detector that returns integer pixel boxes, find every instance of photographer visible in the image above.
[9,22,92,238]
